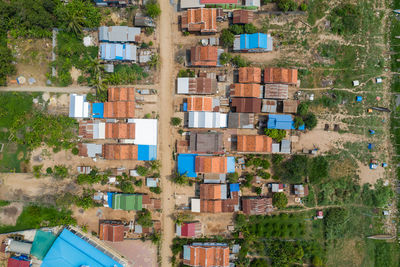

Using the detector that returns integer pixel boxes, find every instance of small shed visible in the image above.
[376,77,383,83]
[368,143,375,150]
[356,96,363,102]
[146,178,159,187]
[191,199,201,213]
[353,80,360,86]
[316,210,323,219]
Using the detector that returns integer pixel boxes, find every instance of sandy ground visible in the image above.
[158,0,176,265]
[0,202,23,226]
[193,213,234,236]
[105,240,158,267]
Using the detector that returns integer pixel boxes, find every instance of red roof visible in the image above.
[181,222,196,237]
[8,258,30,267]
[99,223,124,242]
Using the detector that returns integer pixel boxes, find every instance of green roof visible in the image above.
[31,230,57,260]
[112,194,142,211]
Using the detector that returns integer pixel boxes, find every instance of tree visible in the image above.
[312,256,324,267]
[149,160,161,171]
[227,172,239,183]
[71,147,79,155]
[264,129,286,142]
[304,112,317,130]
[145,1,161,18]
[297,102,309,117]
[46,167,53,174]
[281,155,308,183]
[294,116,304,129]
[171,117,182,126]
[272,192,288,209]
[136,166,149,176]
[219,52,232,65]
[243,173,254,188]
[175,212,193,225]
[231,55,249,67]
[150,186,162,194]
[172,171,189,185]
[150,232,161,244]
[118,180,135,193]
[244,23,258,34]
[300,3,308,11]
[255,187,262,195]
[309,156,329,184]
[0,45,16,85]
[136,209,153,227]
[53,165,68,179]
[220,29,235,48]
[229,24,243,35]
[149,54,160,69]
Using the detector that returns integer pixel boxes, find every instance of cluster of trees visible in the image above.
[329,4,360,35]
[136,209,153,227]
[76,169,108,185]
[264,129,286,142]
[272,192,288,209]
[219,52,250,67]
[296,102,318,130]
[262,0,308,12]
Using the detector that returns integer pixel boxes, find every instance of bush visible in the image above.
[219,52,232,66]
[71,147,79,155]
[243,173,254,188]
[329,4,360,35]
[229,24,244,35]
[53,165,68,179]
[304,112,317,130]
[178,69,195,77]
[145,1,161,18]
[220,29,235,48]
[145,27,155,35]
[134,179,143,187]
[300,3,308,11]
[150,186,162,194]
[297,102,309,117]
[227,172,239,183]
[46,167,53,174]
[136,209,153,227]
[294,116,304,129]
[244,24,258,34]
[231,55,249,67]
[264,129,286,142]
[272,192,288,209]
[309,156,328,184]
[255,187,262,195]
[171,117,182,126]
[33,165,43,178]
[136,166,149,176]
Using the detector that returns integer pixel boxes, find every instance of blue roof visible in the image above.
[177,154,197,178]
[92,103,104,118]
[240,33,270,50]
[41,229,123,267]
[107,192,114,208]
[356,96,363,102]
[100,43,136,61]
[227,157,235,173]
[230,183,240,192]
[138,145,157,161]
[267,114,304,130]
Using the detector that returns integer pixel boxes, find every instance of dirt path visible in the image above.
[158,0,175,265]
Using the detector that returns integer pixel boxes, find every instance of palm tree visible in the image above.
[86,56,103,78]
[172,171,188,185]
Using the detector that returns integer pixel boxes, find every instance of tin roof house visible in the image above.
[267,114,304,130]
[231,97,261,113]
[264,68,298,85]
[183,243,229,267]
[189,131,224,154]
[181,8,217,33]
[99,26,141,43]
[69,94,90,118]
[237,135,272,153]
[227,112,254,128]
[191,46,224,67]
[242,197,274,215]
[233,10,254,24]
[177,77,218,94]
[188,111,227,128]
[238,67,261,83]
[233,33,273,52]
[176,222,202,238]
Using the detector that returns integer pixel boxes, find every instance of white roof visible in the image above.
[191,198,201,213]
[272,143,280,153]
[245,0,260,7]
[188,112,227,128]
[353,80,360,86]
[177,78,189,94]
[93,122,106,139]
[180,0,204,9]
[85,143,103,158]
[129,119,158,146]
[69,94,89,118]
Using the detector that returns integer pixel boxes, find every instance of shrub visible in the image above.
[46,167,53,174]
[134,179,143,187]
[150,186,162,194]
[244,24,258,34]
[264,129,286,142]
[178,69,195,77]
[294,116,304,129]
[71,147,79,155]
[229,24,244,35]
[243,173,254,188]
[297,102,309,117]
[227,172,239,183]
[272,192,288,209]
[136,166,149,176]
[255,187,262,195]
[171,117,182,126]
[33,165,43,178]
[53,165,68,179]
[304,112,317,130]
[219,52,232,65]
[136,209,153,227]
[300,3,308,11]
[145,27,155,35]
[231,55,249,67]
[145,1,161,18]
[220,29,235,48]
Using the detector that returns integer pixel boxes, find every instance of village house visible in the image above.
[183,243,230,267]
[233,33,273,52]
[191,46,221,67]
[241,197,274,215]
[177,77,218,95]
[236,135,272,153]
[231,97,261,113]
[263,84,289,99]
[238,67,261,83]
[176,221,202,238]
[264,67,298,85]
[99,221,125,242]
[230,83,262,98]
[181,8,217,33]
[233,10,254,24]
[227,112,255,129]
[188,131,224,154]
[188,111,227,128]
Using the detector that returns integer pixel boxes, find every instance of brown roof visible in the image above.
[103,101,135,118]
[238,67,261,83]
[102,144,138,160]
[108,87,135,101]
[222,191,239,212]
[187,96,213,111]
[79,120,94,139]
[189,132,223,153]
[264,84,289,99]
[231,97,261,113]
[231,83,261,98]
[264,68,298,84]
[242,197,274,215]
[233,10,254,24]
[78,143,88,157]
[189,77,217,94]
[191,46,218,67]
[195,156,228,173]
[99,223,124,242]
[237,135,272,152]
[200,200,222,213]
[200,184,222,200]
[283,100,299,113]
[105,123,135,139]
[181,8,217,33]
[184,244,230,267]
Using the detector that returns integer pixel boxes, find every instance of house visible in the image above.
[188,111,227,128]
[230,83,261,98]
[264,84,289,99]
[187,96,213,111]
[69,94,90,118]
[41,228,124,267]
[108,87,135,101]
[109,193,143,211]
[264,68,298,85]
[79,121,105,139]
[181,8,217,33]
[233,10,254,24]
[195,156,235,174]
[237,135,272,153]
[293,184,309,197]
[193,183,239,213]
[102,144,138,160]
[283,100,299,113]
[100,43,137,61]
[238,67,261,83]
[7,257,30,267]
[5,239,32,255]
[316,210,323,219]
[146,178,159,187]
[99,222,125,242]
[231,97,261,113]
[177,77,217,94]
[176,222,202,237]
[227,112,254,128]
[261,99,277,113]
[79,121,136,139]
[183,243,229,267]
[233,33,273,52]
[178,154,198,178]
[244,0,260,8]
[78,143,103,158]
[191,46,219,67]
[271,183,284,193]
[280,139,291,154]
[242,197,274,215]
[200,184,228,199]
[267,114,304,130]
[189,132,224,153]
[180,0,205,9]
[103,101,135,118]
[99,26,141,43]
[134,14,156,27]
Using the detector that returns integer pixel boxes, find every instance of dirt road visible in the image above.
[158,0,176,266]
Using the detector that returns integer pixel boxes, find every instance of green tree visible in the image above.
[244,23,258,34]
[231,55,249,67]
[294,116,304,129]
[297,102,309,117]
[264,129,286,142]
[172,171,189,185]
[229,24,243,35]
[0,45,16,85]
[312,256,324,266]
[136,165,149,176]
[71,147,79,155]
[53,165,68,179]
[149,54,160,69]
[304,112,318,130]
[220,29,235,48]
[272,192,288,209]
[175,212,193,225]
[300,3,308,11]
[136,209,153,227]
[281,155,308,183]
[150,186,161,194]
[145,1,161,18]
[309,156,328,184]
[255,187,262,195]
[219,52,232,65]
[171,117,182,126]
[227,172,239,183]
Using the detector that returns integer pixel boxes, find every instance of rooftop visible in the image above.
[181,8,217,33]
[189,131,224,153]
[102,144,138,160]
[231,83,261,98]
[227,112,254,128]
[238,67,261,83]
[233,10,254,24]
[99,26,141,43]
[231,97,261,113]
[99,223,125,242]
[191,46,218,67]
[237,135,272,152]
[177,77,217,95]
[108,87,135,101]
[242,197,273,215]
[264,68,298,84]
[103,101,135,118]
[264,84,289,99]
[183,243,230,267]
[187,96,213,111]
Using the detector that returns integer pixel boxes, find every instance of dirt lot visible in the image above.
[105,240,158,267]
[0,202,23,226]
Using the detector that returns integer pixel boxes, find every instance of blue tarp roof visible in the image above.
[92,103,104,118]
[230,183,240,192]
[267,114,304,130]
[107,192,114,208]
[227,157,235,173]
[240,33,270,50]
[138,145,157,161]
[177,154,197,178]
[356,96,363,102]
[41,229,123,267]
